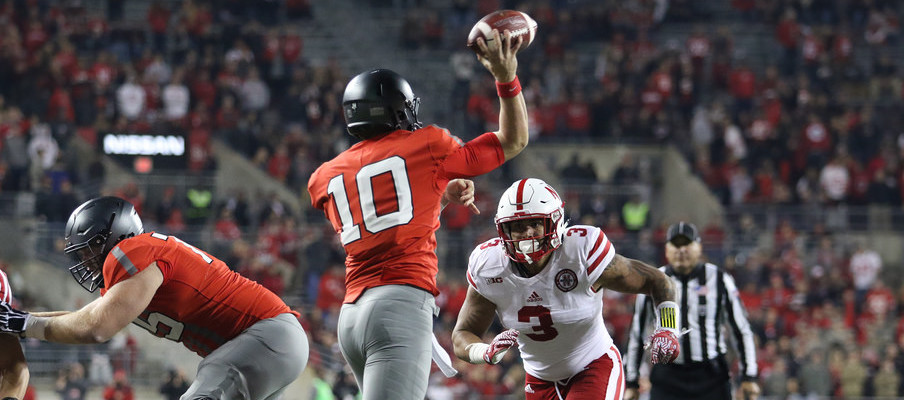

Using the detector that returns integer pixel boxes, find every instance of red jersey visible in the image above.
[101,232,295,357]
[307,125,505,303]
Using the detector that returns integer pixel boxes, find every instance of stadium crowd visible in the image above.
[1,0,904,398]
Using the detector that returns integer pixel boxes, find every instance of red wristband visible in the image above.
[496,76,521,98]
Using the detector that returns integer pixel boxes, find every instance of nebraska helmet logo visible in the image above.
[555,269,577,292]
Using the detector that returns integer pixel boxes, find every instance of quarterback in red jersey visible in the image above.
[0,269,29,400]
[0,197,308,400]
[307,29,529,399]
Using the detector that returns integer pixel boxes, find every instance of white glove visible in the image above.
[468,328,519,364]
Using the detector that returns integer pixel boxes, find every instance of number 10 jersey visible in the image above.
[308,126,505,303]
[467,225,616,382]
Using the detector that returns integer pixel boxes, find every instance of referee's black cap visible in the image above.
[666,221,700,246]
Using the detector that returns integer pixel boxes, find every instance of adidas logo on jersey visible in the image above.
[524,384,535,393]
[527,291,543,303]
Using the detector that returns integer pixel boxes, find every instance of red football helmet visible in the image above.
[495,179,567,263]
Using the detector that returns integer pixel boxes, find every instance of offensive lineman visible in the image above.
[452,179,681,400]
[0,196,308,400]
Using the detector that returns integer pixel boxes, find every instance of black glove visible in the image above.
[0,300,30,335]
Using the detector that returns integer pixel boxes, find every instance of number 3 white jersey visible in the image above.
[466,225,616,381]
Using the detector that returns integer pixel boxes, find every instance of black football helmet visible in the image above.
[342,69,422,139]
[64,196,144,292]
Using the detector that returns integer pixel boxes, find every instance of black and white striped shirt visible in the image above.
[624,262,758,386]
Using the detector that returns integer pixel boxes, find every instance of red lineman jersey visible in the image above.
[307,126,505,303]
[101,232,296,357]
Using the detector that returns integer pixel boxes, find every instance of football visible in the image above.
[467,10,538,52]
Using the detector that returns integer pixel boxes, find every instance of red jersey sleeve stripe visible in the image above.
[467,271,477,288]
[587,231,605,259]
[587,239,613,275]
[0,270,10,303]
[112,246,139,276]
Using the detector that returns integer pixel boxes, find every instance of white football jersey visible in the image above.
[467,225,616,381]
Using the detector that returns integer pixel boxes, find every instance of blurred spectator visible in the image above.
[56,362,89,400]
[440,199,473,272]
[101,370,134,400]
[159,369,190,400]
[144,53,172,85]
[116,71,145,121]
[88,348,113,387]
[240,67,270,112]
[154,186,181,225]
[315,263,345,319]
[2,125,29,191]
[819,153,850,204]
[212,207,242,257]
[620,194,649,232]
[849,242,882,314]
[761,356,789,397]
[798,350,832,398]
[116,182,144,215]
[559,153,597,185]
[185,186,214,225]
[611,153,640,185]
[258,192,291,223]
[162,70,190,122]
[217,190,251,228]
[839,349,867,398]
[874,358,900,397]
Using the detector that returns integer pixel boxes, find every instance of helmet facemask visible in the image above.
[401,97,422,131]
[495,178,567,265]
[497,214,562,264]
[65,232,109,293]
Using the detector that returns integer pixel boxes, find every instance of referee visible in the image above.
[624,222,760,400]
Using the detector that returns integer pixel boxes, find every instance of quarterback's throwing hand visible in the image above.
[649,328,680,364]
[484,329,519,364]
[0,300,30,336]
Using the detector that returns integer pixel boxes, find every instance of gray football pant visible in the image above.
[181,313,309,400]
[337,285,438,400]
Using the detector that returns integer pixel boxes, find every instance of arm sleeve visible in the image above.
[722,272,759,380]
[0,270,11,303]
[438,132,505,179]
[465,243,487,297]
[584,228,615,295]
[624,294,653,388]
